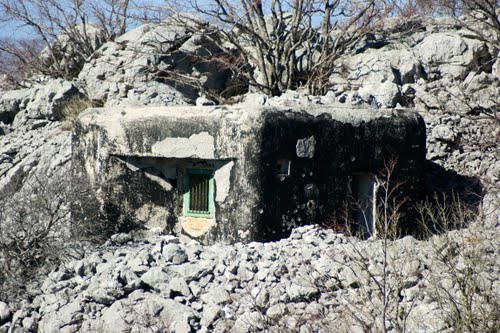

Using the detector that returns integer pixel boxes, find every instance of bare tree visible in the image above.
[0,37,43,88]
[373,0,439,18]
[0,0,132,81]
[160,0,379,97]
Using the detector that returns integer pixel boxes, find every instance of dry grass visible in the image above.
[59,95,92,131]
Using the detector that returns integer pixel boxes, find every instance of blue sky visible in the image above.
[0,22,32,39]
[0,0,171,40]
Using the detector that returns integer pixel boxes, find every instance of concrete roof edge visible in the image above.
[77,104,421,126]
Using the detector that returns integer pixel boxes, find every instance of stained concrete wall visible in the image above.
[72,106,426,244]
[253,109,426,240]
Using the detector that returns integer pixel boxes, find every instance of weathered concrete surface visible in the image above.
[151,132,215,159]
[73,105,426,243]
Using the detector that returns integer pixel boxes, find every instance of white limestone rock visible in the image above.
[37,301,83,333]
[418,32,487,80]
[24,79,80,120]
[86,278,124,305]
[162,243,189,264]
[78,22,230,107]
[0,88,31,124]
[140,267,171,292]
[0,302,10,323]
[431,124,456,143]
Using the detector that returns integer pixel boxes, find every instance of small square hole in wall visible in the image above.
[276,159,291,176]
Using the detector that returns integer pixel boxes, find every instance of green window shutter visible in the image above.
[184,169,214,217]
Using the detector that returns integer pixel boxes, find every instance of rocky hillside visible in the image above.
[1,223,499,333]
[0,15,499,333]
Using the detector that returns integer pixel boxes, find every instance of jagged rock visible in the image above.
[140,267,171,292]
[196,96,216,106]
[331,48,421,107]
[162,243,188,265]
[86,278,124,305]
[78,24,191,106]
[94,290,198,333]
[285,282,319,302]
[38,301,83,333]
[109,233,133,245]
[243,93,268,106]
[231,311,263,333]
[200,302,221,327]
[0,302,10,323]
[0,88,31,124]
[418,32,488,80]
[200,285,231,305]
[327,17,497,109]
[78,21,231,107]
[166,261,214,282]
[169,277,191,297]
[266,303,286,320]
[23,79,81,121]
[431,124,456,143]
[0,121,71,192]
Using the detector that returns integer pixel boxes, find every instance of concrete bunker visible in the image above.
[73,105,426,244]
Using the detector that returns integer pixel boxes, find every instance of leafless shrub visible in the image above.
[324,159,407,240]
[323,202,354,236]
[119,298,170,333]
[417,193,475,234]
[226,259,331,333]
[324,166,498,333]
[329,160,421,333]
[417,195,500,333]
[0,172,107,300]
[439,0,500,49]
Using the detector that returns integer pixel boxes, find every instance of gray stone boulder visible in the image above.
[417,32,489,80]
[327,17,496,110]
[166,261,215,283]
[86,278,125,305]
[78,21,232,107]
[0,79,76,194]
[0,302,10,324]
[162,243,189,265]
[140,267,172,292]
[0,122,71,191]
[78,24,191,106]
[108,233,133,245]
[169,277,191,297]
[92,290,198,333]
[200,285,231,305]
[431,124,456,143]
[37,300,84,333]
[24,79,81,121]
[0,79,82,128]
[0,88,31,124]
[330,48,422,108]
